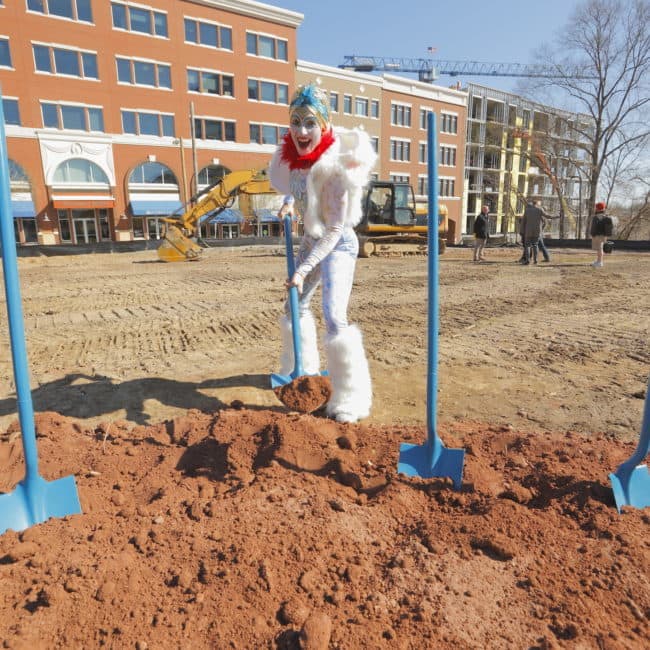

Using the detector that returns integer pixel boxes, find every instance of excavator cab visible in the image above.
[363,181,417,228]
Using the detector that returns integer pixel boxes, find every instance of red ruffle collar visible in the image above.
[280,129,335,170]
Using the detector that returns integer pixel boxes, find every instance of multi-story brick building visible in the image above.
[380,74,466,242]
[1,0,302,245]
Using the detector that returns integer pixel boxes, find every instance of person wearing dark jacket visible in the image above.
[473,205,490,262]
[520,200,547,264]
[590,201,613,268]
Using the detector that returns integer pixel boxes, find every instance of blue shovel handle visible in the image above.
[0,92,40,485]
[615,375,650,474]
[283,214,303,378]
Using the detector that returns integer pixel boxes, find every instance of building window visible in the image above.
[28,0,92,23]
[2,98,20,125]
[246,32,287,61]
[343,95,352,115]
[33,43,98,79]
[187,69,233,97]
[390,174,410,183]
[420,108,432,129]
[391,103,411,127]
[355,98,369,117]
[122,110,174,137]
[440,146,456,166]
[0,39,10,68]
[130,161,176,184]
[439,178,455,197]
[194,117,236,142]
[390,139,411,162]
[418,176,427,195]
[111,2,167,37]
[419,142,426,164]
[197,164,230,187]
[441,113,458,134]
[329,92,339,113]
[117,57,171,89]
[371,137,379,153]
[371,99,379,119]
[248,79,288,104]
[53,158,109,184]
[184,17,232,50]
[249,123,287,145]
[41,102,104,132]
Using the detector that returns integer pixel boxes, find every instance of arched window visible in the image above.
[128,161,181,241]
[53,158,109,185]
[129,161,178,186]
[9,159,30,186]
[197,163,230,188]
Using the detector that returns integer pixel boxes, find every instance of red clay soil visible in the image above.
[0,408,648,650]
[274,375,332,414]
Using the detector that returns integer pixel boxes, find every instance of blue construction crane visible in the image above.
[339,55,594,82]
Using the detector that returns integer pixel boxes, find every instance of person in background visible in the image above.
[589,201,614,268]
[269,83,376,423]
[520,199,547,265]
[473,205,490,262]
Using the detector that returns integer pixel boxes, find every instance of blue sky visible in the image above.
[262,0,584,92]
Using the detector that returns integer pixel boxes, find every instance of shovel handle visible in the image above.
[0,93,40,481]
[283,215,303,378]
[618,375,650,472]
[426,110,442,463]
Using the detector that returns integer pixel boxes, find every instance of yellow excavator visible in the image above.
[157,169,275,262]
[356,180,448,257]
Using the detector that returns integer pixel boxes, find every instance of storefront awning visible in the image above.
[11,200,36,218]
[130,200,184,216]
[255,209,280,223]
[206,208,244,224]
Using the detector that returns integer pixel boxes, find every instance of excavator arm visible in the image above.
[157,169,274,262]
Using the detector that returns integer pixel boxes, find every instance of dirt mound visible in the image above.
[0,408,648,649]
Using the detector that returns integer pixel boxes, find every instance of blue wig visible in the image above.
[289,83,330,128]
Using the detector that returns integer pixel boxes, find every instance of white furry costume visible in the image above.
[269,127,376,422]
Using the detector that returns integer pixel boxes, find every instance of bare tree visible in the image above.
[616,171,650,238]
[530,0,650,216]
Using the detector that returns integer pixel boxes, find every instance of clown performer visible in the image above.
[269,83,377,423]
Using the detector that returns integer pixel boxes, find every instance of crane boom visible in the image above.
[339,56,595,81]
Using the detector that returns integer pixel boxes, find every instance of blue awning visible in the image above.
[130,200,183,216]
[255,209,280,223]
[12,200,36,218]
[206,208,244,224]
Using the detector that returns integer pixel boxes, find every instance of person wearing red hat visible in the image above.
[589,202,613,268]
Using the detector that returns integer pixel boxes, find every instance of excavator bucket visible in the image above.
[157,225,203,262]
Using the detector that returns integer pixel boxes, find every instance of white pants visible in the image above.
[287,230,358,336]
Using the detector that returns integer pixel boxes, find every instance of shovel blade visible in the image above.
[398,442,465,490]
[0,474,82,535]
[270,372,293,389]
[609,465,650,513]
[270,369,328,389]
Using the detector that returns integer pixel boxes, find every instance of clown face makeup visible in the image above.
[289,107,323,156]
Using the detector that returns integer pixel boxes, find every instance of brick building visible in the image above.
[1,0,301,245]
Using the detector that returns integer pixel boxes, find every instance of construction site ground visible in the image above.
[0,245,649,649]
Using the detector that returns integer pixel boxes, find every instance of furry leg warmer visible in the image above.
[324,324,372,423]
[278,312,320,376]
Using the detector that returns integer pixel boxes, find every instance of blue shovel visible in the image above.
[270,214,327,391]
[397,111,465,489]
[609,375,650,513]
[0,92,82,534]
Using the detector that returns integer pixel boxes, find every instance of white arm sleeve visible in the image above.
[296,175,348,277]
